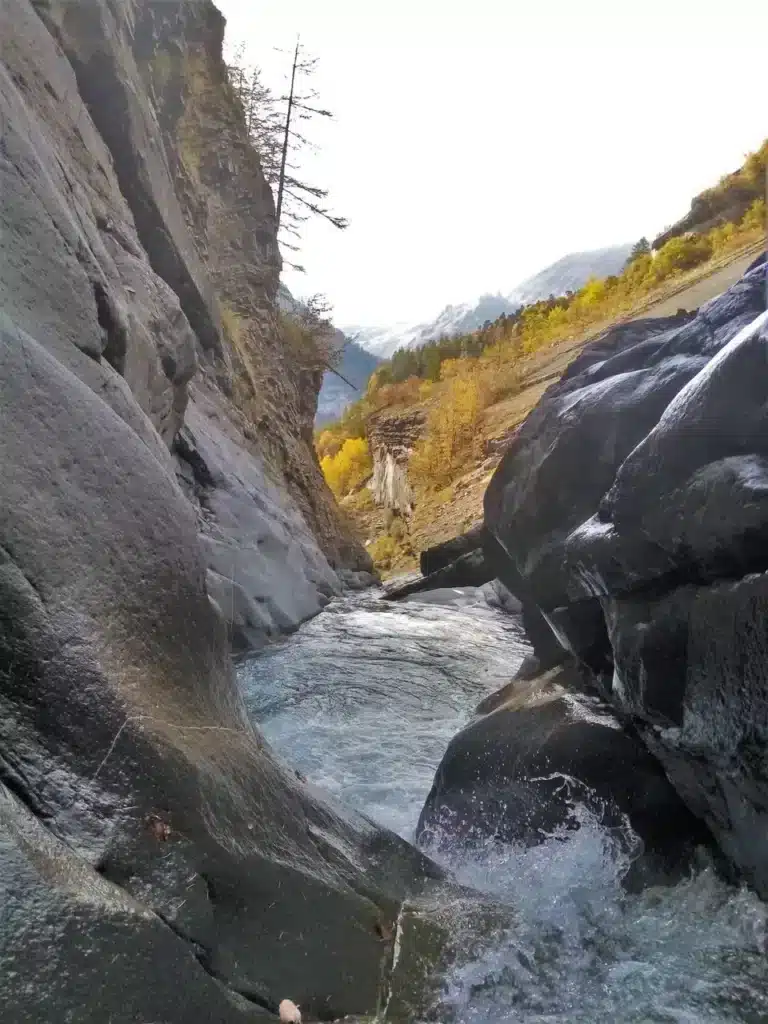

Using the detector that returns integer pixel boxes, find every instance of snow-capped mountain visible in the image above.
[347,244,633,359]
[345,294,517,359]
[505,244,633,307]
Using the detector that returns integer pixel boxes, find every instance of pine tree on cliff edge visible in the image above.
[227,37,348,273]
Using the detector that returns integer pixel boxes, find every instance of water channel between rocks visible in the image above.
[238,589,768,1023]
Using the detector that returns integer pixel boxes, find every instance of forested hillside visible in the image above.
[317,140,767,573]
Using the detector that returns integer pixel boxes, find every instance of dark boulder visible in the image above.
[567,304,768,595]
[579,301,768,894]
[420,523,486,576]
[417,662,709,887]
[384,548,494,602]
[603,572,768,895]
[484,260,765,670]
[485,267,766,623]
[482,255,768,893]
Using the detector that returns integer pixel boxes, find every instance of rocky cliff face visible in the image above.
[368,409,426,513]
[0,2,421,1018]
[483,255,768,895]
[16,0,370,650]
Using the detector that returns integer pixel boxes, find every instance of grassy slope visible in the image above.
[345,238,763,577]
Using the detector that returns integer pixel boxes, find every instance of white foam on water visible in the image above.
[239,592,768,1023]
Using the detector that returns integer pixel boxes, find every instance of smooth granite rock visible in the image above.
[0,2,432,1018]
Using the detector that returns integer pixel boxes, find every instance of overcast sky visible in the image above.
[216,0,767,328]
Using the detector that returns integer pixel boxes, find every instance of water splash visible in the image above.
[239,590,768,1024]
[420,806,767,1023]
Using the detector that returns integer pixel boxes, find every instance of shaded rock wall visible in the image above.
[0,314,433,1020]
[26,0,370,646]
[484,255,768,893]
[0,1,419,1019]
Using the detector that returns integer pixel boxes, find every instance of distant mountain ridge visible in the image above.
[506,244,634,306]
[346,244,633,358]
[316,338,380,425]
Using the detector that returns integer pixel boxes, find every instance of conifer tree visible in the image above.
[227,39,347,272]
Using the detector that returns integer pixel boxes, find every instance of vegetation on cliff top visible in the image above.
[653,139,768,247]
[226,40,348,272]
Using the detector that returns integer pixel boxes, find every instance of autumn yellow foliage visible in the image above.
[318,143,767,505]
[409,371,485,488]
[315,428,342,461]
[740,197,766,233]
[367,534,398,569]
[320,436,372,498]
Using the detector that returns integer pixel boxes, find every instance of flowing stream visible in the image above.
[238,589,768,1023]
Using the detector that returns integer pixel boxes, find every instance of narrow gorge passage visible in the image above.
[240,590,768,1023]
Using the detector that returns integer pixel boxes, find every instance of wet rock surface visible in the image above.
[0,315,440,1021]
[383,548,495,602]
[175,393,344,653]
[482,255,768,893]
[417,662,709,888]
[420,523,486,577]
[0,1,420,1019]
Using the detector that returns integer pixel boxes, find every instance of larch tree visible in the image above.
[226,38,348,273]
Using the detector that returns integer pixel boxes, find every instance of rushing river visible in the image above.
[238,589,768,1023]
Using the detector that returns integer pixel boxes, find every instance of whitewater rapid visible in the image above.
[239,590,768,1023]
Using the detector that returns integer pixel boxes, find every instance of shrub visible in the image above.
[648,234,713,283]
[320,437,372,498]
[709,221,737,254]
[478,344,522,403]
[741,197,766,232]
[315,428,342,461]
[389,516,406,542]
[578,276,608,308]
[439,358,464,381]
[368,534,398,569]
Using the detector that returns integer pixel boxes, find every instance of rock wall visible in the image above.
[368,409,426,512]
[484,254,768,894]
[19,0,370,649]
[0,1,420,1019]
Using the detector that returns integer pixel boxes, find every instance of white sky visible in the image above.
[216,0,768,327]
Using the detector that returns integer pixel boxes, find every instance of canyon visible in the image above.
[1,2,767,1021]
